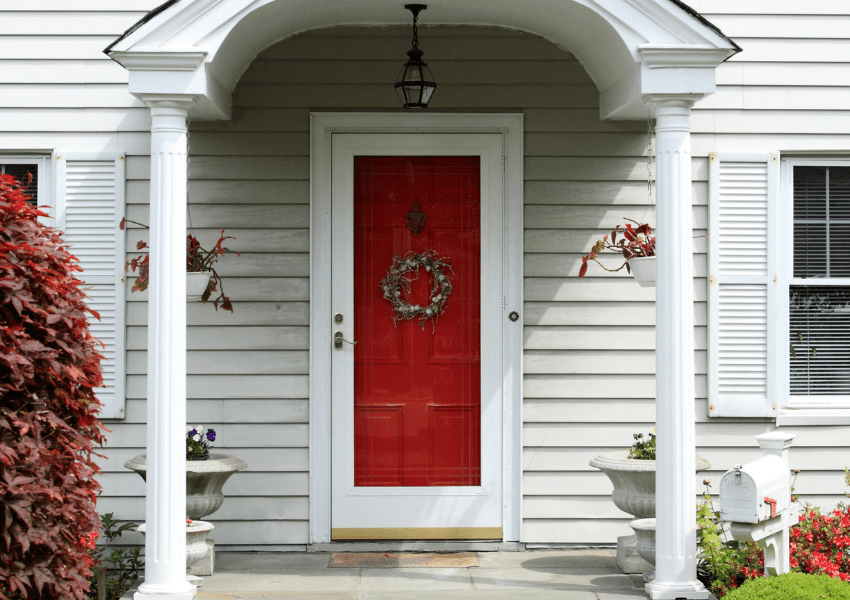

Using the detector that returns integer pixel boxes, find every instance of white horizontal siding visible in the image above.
[3,3,849,550]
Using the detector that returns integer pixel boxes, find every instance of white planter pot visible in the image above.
[185,521,215,569]
[589,451,711,518]
[138,520,214,570]
[186,271,212,301]
[630,518,656,566]
[628,256,656,288]
[590,450,709,573]
[125,453,247,520]
[630,517,657,582]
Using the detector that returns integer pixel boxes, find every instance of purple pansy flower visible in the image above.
[207,429,216,442]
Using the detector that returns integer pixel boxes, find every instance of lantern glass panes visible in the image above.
[395,58,436,108]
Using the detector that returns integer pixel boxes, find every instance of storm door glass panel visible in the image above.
[353,156,481,487]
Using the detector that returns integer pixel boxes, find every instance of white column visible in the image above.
[136,97,196,600]
[645,97,708,600]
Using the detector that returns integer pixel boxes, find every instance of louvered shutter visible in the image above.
[708,153,779,417]
[59,154,126,419]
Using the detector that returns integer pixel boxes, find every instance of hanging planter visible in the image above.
[578,219,656,285]
[186,271,212,301]
[628,256,656,288]
[120,218,240,312]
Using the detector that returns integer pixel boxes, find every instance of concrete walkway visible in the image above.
[192,549,650,600]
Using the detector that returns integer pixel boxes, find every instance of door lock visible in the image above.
[334,331,357,350]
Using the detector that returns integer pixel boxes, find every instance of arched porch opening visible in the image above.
[106,3,738,599]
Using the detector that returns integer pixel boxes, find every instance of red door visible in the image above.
[353,156,481,487]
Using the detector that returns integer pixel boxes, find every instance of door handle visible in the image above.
[334,331,357,350]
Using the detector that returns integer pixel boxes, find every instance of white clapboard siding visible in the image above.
[9,3,850,550]
[60,155,126,419]
[708,154,778,418]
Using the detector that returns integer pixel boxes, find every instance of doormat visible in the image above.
[329,552,478,568]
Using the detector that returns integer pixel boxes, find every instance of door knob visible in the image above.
[334,331,357,350]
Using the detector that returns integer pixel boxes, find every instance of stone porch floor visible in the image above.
[188,549,652,600]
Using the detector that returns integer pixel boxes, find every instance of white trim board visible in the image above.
[309,112,524,544]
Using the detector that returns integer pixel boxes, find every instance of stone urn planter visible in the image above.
[590,451,710,574]
[629,518,656,582]
[125,453,247,519]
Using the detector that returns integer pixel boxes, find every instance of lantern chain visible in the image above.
[411,11,419,47]
[644,113,655,225]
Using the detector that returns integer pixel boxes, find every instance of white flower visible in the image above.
[186,426,193,433]
[193,434,201,442]
[197,425,204,432]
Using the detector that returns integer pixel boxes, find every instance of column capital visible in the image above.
[643,94,701,111]
[139,94,198,111]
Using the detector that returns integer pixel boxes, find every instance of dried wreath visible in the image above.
[380,250,453,330]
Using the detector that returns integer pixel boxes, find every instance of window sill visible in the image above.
[777,408,850,426]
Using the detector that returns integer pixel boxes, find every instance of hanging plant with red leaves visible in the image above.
[578,218,656,278]
[120,218,238,312]
[0,174,106,600]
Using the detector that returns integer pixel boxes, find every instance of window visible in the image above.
[0,156,50,211]
[785,161,850,406]
[2,153,127,419]
[709,154,850,423]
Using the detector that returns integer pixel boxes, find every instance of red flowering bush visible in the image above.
[790,504,850,581]
[699,473,850,597]
[0,174,105,599]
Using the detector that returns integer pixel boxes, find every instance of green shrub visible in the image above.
[696,481,763,597]
[87,514,143,600]
[724,572,850,599]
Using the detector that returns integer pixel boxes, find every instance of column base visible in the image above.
[135,580,196,600]
[645,578,709,600]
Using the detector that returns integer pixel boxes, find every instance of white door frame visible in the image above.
[309,113,523,544]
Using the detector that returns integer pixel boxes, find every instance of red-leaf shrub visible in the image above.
[0,174,106,600]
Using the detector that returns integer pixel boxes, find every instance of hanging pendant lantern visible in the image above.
[394,4,436,109]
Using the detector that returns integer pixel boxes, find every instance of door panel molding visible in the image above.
[310,113,524,544]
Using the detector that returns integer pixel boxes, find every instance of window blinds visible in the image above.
[1,163,39,206]
[790,165,850,398]
[793,166,850,278]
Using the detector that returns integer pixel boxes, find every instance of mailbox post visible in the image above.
[719,432,797,577]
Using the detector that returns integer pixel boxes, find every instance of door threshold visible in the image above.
[308,541,524,553]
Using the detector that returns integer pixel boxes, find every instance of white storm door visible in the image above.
[330,133,504,540]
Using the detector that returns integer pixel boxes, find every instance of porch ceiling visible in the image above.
[106,0,740,120]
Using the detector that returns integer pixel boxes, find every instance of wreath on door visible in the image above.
[380,250,453,330]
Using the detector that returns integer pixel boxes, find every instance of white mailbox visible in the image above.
[718,432,797,579]
[719,455,791,524]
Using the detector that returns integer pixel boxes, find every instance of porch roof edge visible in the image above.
[667,0,742,55]
[103,0,183,56]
